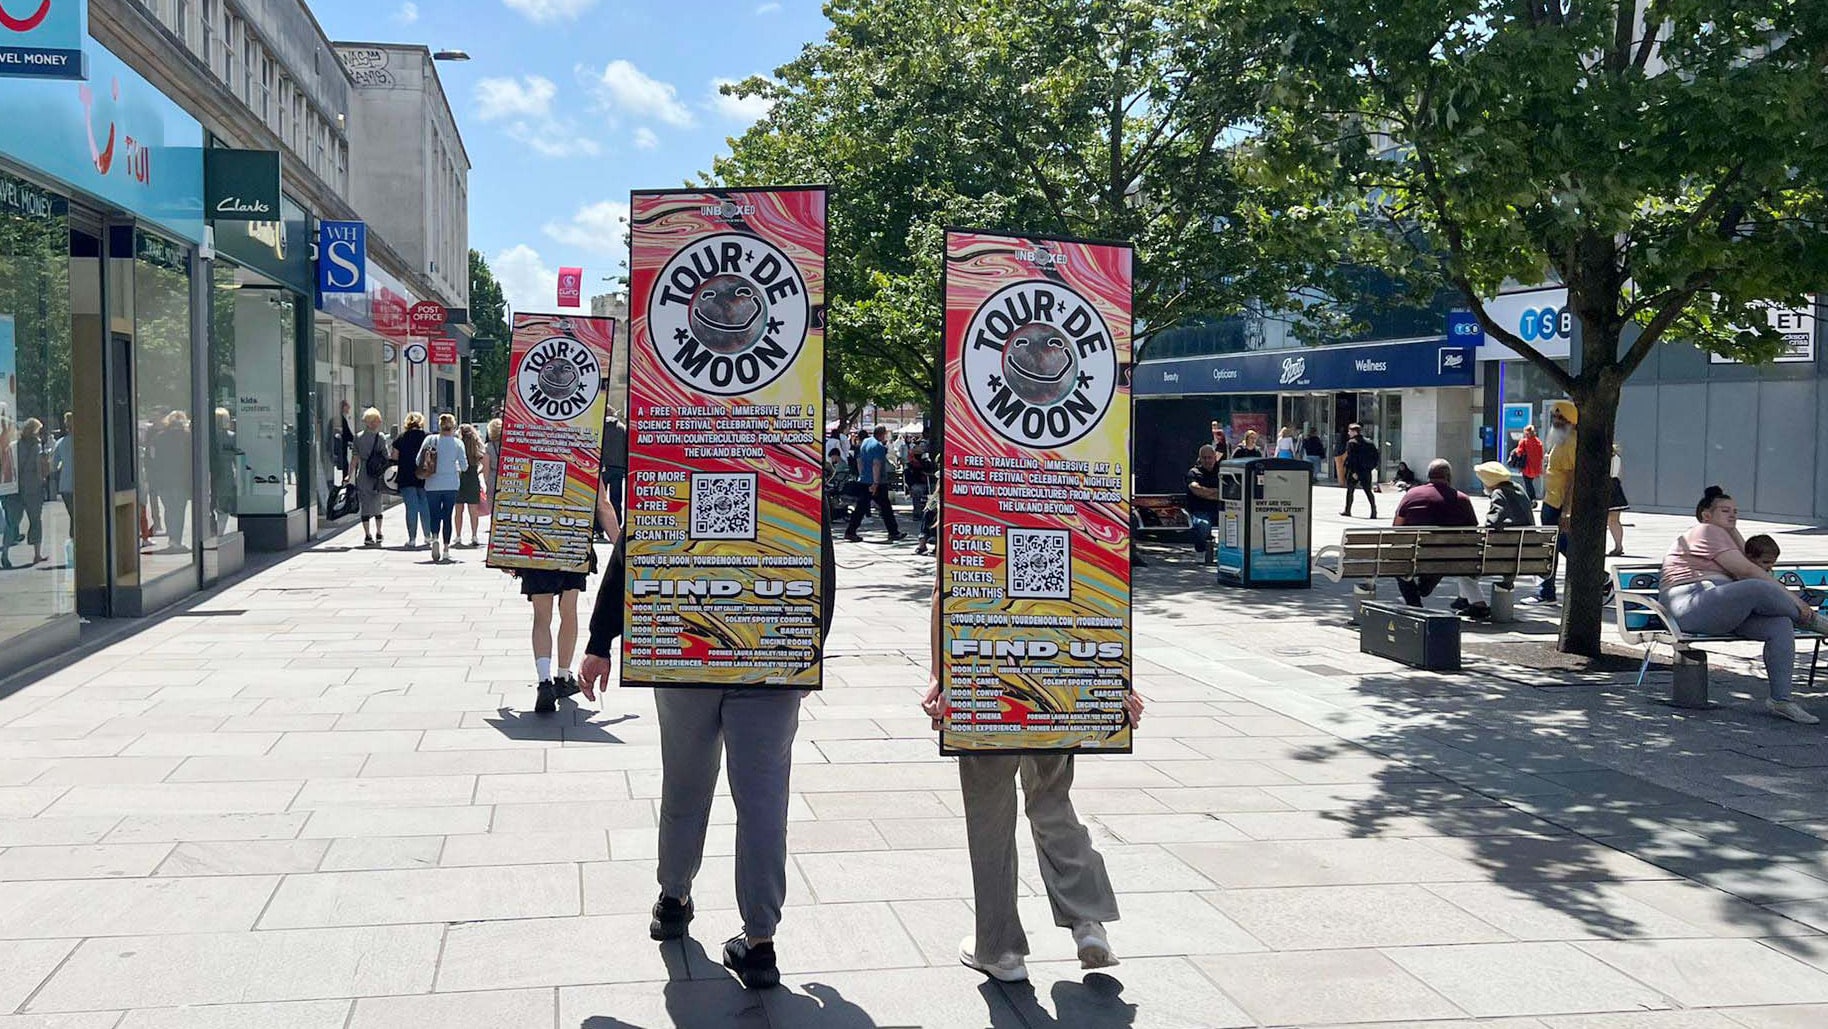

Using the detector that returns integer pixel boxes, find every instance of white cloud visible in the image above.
[542,200,631,256]
[585,60,694,127]
[475,76,557,121]
[492,244,586,314]
[475,76,600,158]
[756,1,781,12]
[708,77,774,123]
[633,126,659,150]
[502,0,597,24]
[395,2,419,24]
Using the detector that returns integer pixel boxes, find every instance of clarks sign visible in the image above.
[203,147,280,223]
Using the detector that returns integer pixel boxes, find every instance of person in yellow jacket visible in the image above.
[1527,399,1578,603]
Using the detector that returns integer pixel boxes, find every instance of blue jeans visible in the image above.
[400,487,428,543]
[1306,455,1323,481]
[1188,514,1213,553]
[426,489,458,544]
[1666,579,1806,700]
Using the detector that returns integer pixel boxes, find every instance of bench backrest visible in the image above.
[1613,562,1828,636]
[1336,527,1557,579]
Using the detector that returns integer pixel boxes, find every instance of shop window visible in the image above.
[132,231,195,584]
[0,171,75,642]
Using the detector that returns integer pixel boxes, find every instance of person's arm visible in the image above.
[921,584,945,728]
[872,454,887,492]
[1187,478,1220,501]
[595,484,620,542]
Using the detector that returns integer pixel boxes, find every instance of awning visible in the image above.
[897,422,925,434]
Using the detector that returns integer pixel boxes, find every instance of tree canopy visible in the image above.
[468,249,511,420]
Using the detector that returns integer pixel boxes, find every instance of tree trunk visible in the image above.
[1558,375,1623,657]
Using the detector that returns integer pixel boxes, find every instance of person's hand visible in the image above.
[579,654,612,702]
[1123,690,1145,728]
[920,680,945,730]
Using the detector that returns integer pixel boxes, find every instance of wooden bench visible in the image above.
[1313,527,1560,621]
[1612,564,1826,708]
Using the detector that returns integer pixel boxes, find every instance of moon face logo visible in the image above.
[516,336,602,422]
[687,273,768,355]
[961,279,1118,450]
[537,357,581,398]
[1001,324,1077,406]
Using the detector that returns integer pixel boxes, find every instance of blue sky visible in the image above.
[307,0,825,316]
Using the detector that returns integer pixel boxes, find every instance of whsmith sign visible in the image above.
[1133,338,1475,397]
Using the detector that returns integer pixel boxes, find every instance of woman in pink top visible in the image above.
[1662,486,1828,724]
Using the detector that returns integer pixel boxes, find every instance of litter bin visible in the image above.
[1216,457,1313,588]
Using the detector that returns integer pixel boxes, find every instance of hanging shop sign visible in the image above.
[316,220,366,294]
[408,300,446,335]
[621,185,828,691]
[402,341,427,365]
[938,229,1134,755]
[427,338,458,365]
[485,313,614,573]
[557,266,582,307]
[0,0,85,80]
[203,147,279,222]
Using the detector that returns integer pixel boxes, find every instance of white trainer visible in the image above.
[1768,699,1820,725]
[958,936,1027,982]
[1072,921,1120,970]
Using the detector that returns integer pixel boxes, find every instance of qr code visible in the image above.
[1006,528,1071,600]
[529,460,567,497]
[690,472,758,540]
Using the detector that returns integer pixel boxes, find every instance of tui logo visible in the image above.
[79,79,118,176]
[0,0,51,33]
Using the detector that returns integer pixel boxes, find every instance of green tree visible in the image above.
[708,0,1290,430]
[1253,0,1828,654]
[469,250,511,419]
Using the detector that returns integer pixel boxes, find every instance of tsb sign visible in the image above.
[317,221,366,294]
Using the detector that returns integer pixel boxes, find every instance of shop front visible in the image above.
[314,252,428,516]
[0,32,207,675]
[1133,336,1478,495]
[1475,287,1574,464]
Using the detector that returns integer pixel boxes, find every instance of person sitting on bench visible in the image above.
[1392,460,1481,613]
[1448,461,1538,621]
[1185,445,1221,558]
[1745,534,1781,573]
[1662,486,1828,725]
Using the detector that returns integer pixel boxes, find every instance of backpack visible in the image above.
[362,434,388,479]
[416,436,439,479]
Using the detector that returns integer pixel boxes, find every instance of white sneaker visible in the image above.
[1072,921,1119,970]
[958,936,1027,982]
[1768,699,1820,725]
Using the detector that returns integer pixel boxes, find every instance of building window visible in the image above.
[220,11,234,85]
[244,38,257,103]
[171,0,189,47]
[259,56,272,122]
[200,0,214,68]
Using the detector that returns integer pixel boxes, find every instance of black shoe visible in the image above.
[843,533,863,543]
[1450,598,1470,612]
[552,672,581,700]
[650,894,694,941]
[534,680,558,714]
[889,533,908,543]
[1339,509,1352,517]
[1462,602,1493,621]
[722,935,780,989]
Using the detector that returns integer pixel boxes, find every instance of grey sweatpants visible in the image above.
[960,754,1119,960]
[1665,579,1807,701]
[655,687,805,939]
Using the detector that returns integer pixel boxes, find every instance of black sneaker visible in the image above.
[534,680,558,715]
[1450,598,1470,612]
[1462,602,1493,621]
[722,935,780,989]
[650,893,694,940]
[553,672,581,700]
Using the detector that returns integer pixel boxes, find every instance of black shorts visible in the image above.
[519,569,588,597]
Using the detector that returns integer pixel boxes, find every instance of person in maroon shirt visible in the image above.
[1392,459,1478,609]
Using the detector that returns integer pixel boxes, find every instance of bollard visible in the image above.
[1669,648,1713,709]
[1489,584,1517,624]
[1350,582,1376,624]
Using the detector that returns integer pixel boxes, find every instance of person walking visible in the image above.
[149,411,191,551]
[484,418,503,519]
[600,410,628,522]
[419,414,467,563]
[1231,430,1263,458]
[922,592,1145,983]
[326,400,355,488]
[352,408,389,547]
[1607,444,1629,556]
[1340,423,1380,518]
[1209,420,1228,458]
[844,425,904,543]
[1662,486,1828,724]
[52,413,75,519]
[904,440,936,523]
[1511,424,1545,502]
[509,488,618,715]
[1273,426,1298,459]
[1301,428,1326,481]
[1526,401,1578,603]
[390,412,431,550]
[1,418,49,568]
[577,525,837,990]
[456,423,487,548]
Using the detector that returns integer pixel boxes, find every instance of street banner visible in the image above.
[938,229,1133,754]
[558,267,582,307]
[621,186,827,690]
[485,313,614,574]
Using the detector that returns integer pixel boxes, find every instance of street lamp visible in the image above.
[432,50,471,61]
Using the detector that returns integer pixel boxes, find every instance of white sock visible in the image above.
[535,657,552,682]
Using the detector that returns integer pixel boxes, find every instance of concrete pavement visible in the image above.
[1,495,1827,1027]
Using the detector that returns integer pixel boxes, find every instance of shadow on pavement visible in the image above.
[485,704,637,744]
[999,973,1139,1028]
